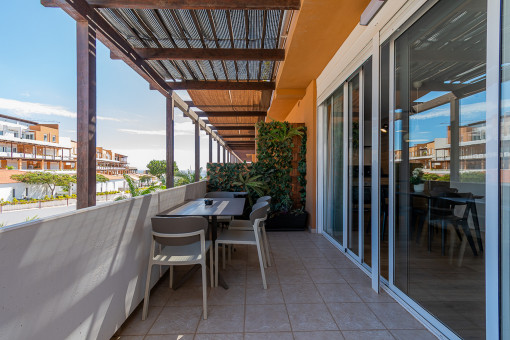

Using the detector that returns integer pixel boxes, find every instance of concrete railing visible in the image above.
[0,180,207,340]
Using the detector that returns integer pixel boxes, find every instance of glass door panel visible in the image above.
[363,59,373,268]
[348,74,360,257]
[393,0,487,338]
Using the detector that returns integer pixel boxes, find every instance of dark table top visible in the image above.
[161,198,246,217]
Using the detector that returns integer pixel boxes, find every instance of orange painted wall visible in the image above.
[30,124,59,143]
[281,80,317,231]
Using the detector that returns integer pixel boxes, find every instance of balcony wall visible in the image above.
[0,180,206,340]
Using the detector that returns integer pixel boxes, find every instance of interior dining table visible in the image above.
[158,197,246,290]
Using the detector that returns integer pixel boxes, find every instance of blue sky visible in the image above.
[0,2,217,171]
[394,90,487,150]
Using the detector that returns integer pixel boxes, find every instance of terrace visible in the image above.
[2,0,498,339]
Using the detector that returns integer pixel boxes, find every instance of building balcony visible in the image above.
[0,181,435,340]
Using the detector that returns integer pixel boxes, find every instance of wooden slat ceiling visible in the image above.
[45,0,297,162]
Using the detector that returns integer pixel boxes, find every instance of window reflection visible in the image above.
[394,0,487,338]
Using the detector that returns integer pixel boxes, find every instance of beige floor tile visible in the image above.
[244,304,291,332]
[341,330,395,340]
[302,257,335,269]
[244,332,294,340]
[390,329,438,340]
[286,303,338,331]
[327,303,385,331]
[194,333,243,340]
[247,267,279,285]
[337,268,371,284]
[293,331,345,340]
[350,285,394,303]
[118,306,163,336]
[208,285,245,305]
[148,306,202,334]
[144,335,194,340]
[277,268,313,284]
[367,303,424,330]
[218,269,247,286]
[316,283,362,303]
[246,284,284,304]
[307,268,347,284]
[111,336,145,340]
[166,286,208,307]
[298,247,325,258]
[196,304,244,333]
[281,284,323,304]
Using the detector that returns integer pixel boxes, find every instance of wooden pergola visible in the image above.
[41,0,298,208]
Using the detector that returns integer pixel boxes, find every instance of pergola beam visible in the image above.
[86,0,301,10]
[76,20,97,209]
[134,48,285,61]
[221,134,256,138]
[213,126,256,131]
[167,81,275,91]
[197,111,266,117]
[42,0,172,97]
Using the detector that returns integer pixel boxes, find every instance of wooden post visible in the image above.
[217,141,220,163]
[195,122,200,182]
[76,20,97,209]
[208,134,213,164]
[223,147,226,164]
[166,95,175,188]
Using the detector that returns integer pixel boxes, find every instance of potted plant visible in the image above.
[410,168,425,192]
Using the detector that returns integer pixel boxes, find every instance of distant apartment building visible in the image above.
[395,120,488,172]
[0,114,75,171]
[70,142,137,175]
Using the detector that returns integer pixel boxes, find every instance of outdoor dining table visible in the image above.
[407,192,484,255]
[158,197,246,290]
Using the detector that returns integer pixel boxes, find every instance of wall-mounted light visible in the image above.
[360,0,386,26]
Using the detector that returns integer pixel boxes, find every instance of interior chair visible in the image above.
[215,205,269,289]
[228,201,271,267]
[142,217,213,320]
[428,191,478,257]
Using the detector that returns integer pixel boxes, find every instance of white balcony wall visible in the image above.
[0,180,207,340]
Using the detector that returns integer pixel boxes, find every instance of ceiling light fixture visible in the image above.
[360,0,386,26]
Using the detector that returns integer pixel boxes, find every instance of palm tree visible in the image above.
[115,175,157,200]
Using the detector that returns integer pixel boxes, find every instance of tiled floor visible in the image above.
[113,231,437,340]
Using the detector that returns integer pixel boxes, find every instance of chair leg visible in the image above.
[262,227,271,267]
[169,266,173,289]
[255,238,267,289]
[222,243,226,270]
[201,262,208,320]
[142,263,153,321]
[209,247,213,288]
[215,242,219,287]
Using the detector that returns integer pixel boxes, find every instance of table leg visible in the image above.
[211,216,229,290]
[470,201,484,253]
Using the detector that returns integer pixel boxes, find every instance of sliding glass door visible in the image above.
[393,0,487,338]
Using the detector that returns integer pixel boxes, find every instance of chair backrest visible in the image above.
[252,201,270,213]
[256,196,272,204]
[151,217,208,246]
[205,191,236,198]
[250,203,268,229]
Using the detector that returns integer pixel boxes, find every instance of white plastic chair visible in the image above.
[142,217,213,320]
[215,205,268,289]
[228,201,271,267]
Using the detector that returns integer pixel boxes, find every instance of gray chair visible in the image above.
[228,201,271,267]
[256,196,272,204]
[143,217,213,320]
[215,205,269,289]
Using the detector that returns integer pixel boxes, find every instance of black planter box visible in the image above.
[266,211,308,231]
